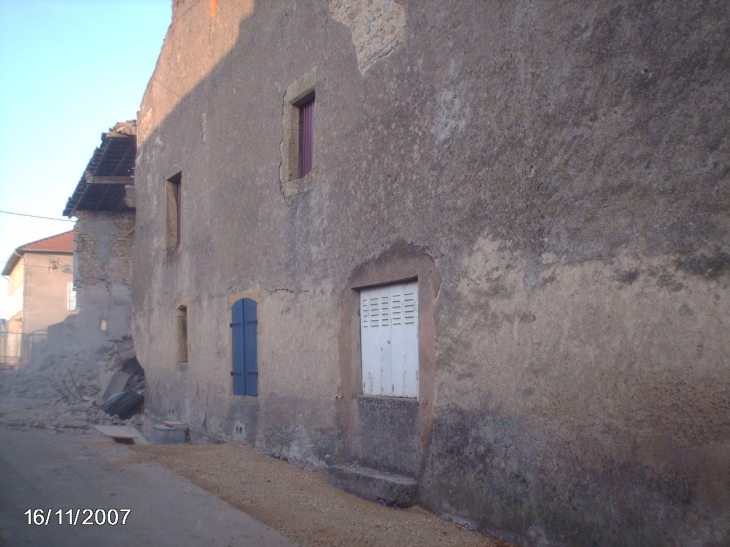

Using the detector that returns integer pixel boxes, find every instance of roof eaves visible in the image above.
[1,250,22,277]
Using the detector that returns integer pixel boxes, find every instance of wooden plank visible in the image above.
[94,425,149,444]
[84,174,134,185]
[94,425,139,439]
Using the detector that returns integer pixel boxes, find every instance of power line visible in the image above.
[0,210,74,222]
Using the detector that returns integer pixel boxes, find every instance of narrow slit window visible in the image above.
[177,306,188,363]
[166,173,182,249]
[298,95,315,177]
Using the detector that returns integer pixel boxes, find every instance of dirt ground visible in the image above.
[1,361,519,547]
[127,442,518,547]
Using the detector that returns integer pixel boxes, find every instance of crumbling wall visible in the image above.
[69,211,135,355]
[75,211,134,288]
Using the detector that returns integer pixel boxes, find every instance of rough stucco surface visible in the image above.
[134,2,730,546]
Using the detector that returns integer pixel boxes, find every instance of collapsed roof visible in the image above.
[63,120,137,217]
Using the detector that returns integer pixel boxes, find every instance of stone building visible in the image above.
[61,121,136,355]
[133,2,730,546]
[1,232,76,367]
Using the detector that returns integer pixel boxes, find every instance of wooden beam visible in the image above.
[84,174,133,185]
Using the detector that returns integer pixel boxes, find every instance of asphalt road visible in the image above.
[0,426,299,547]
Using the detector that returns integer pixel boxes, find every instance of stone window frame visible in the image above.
[280,67,318,197]
[337,243,439,402]
[335,242,441,475]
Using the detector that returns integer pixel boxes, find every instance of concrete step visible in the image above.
[327,465,418,507]
[152,423,189,444]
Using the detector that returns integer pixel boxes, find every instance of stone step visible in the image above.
[327,465,418,507]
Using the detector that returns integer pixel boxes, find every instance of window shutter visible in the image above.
[360,282,418,398]
[299,97,315,177]
[231,298,258,397]
[243,298,258,397]
[231,299,245,395]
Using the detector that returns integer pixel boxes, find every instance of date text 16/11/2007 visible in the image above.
[25,509,131,526]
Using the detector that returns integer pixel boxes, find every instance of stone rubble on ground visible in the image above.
[0,336,145,433]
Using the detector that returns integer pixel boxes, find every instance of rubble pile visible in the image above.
[0,336,145,433]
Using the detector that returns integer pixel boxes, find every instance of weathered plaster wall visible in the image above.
[134,2,729,545]
[139,284,340,466]
[424,242,729,546]
[71,211,135,353]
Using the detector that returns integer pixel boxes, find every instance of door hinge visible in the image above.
[230,371,242,376]
[247,371,258,375]
[230,322,241,327]
[246,320,258,324]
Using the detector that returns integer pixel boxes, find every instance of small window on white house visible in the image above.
[67,281,77,311]
[100,318,108,332]
[360,281,418,398]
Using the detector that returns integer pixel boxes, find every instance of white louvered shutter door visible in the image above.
[360,282,418,398]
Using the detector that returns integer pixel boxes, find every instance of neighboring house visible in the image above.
[58,121,136,355]
[1,232,76,367]
[133,2,729,546]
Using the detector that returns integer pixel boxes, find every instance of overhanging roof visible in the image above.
[63,121,137,217]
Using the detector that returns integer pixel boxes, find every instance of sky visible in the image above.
[0,0,171,318]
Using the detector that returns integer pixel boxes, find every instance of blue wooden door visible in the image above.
[231,298,258,396]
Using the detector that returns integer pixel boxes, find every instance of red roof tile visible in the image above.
[19,231,74,253]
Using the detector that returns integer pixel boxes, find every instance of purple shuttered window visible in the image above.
[299,96,315,177]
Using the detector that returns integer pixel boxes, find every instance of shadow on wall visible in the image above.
[138,0,255,145]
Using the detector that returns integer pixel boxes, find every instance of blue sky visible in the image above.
[0,0,171,317]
